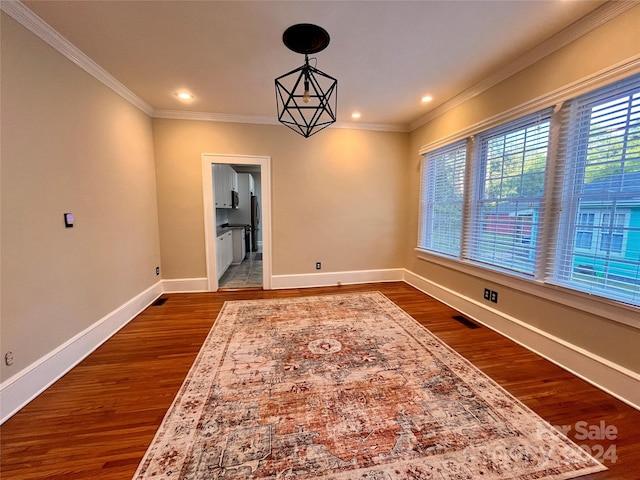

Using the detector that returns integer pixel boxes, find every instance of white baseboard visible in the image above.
[161,270,404,293]
[271,268,404,290]
[403,269,640,411]
[4,269,636,425]
[161,277,208,293]
[0,281,163,425]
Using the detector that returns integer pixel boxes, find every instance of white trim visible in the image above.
[4,0,636,134]
[418,55,640,155]
[202,159,218,291]
[0,0,405,134]
[153,109,407,133]
[1,0,405,133]
[153,110,277,126]
[201,154,272,292]
[403,269,640,411]
[3,270,638,423]
[0,281,163,425]
[161,277,208,293]
[0,0,154,116]
[415,249,639,329]
[332,121,408,133]
[271,268,404,290]
[411,1,639,132]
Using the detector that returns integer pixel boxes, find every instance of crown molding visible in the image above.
[2,0,407,133]
[409,1,638,131]
[153,109,409,133]
[418,55,640,155]
[333,121,409,133]
[5,0,632,134]
[153,109,277,125]
[1,0,154,116]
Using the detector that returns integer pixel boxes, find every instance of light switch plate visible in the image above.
[64,213,74,228]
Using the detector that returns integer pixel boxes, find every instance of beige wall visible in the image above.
[153,119,409,279]
[0,14,161,381]
[406,5,640,373]
[2,1,639,400]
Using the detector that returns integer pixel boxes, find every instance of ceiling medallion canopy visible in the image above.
[275,24,337,138]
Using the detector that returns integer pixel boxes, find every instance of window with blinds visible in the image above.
[552,79,640,305]
[417,73,640,309]
[419,140,467,257]
[468,112,551,275]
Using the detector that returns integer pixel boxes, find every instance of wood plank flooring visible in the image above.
[1,282,639,479]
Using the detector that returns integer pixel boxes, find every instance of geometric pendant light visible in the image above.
[275,24,337,138]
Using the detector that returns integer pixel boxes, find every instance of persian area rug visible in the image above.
[134,292,606,480]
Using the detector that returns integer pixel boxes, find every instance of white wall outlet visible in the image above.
[5,351,14,366]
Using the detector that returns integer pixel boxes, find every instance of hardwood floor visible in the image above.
[1,282,639,479]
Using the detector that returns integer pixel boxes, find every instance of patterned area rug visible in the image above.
[134,292,606,479]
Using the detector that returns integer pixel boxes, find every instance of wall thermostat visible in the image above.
[64,213,74,228]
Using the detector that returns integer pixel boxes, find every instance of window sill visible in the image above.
[415,248,639,330]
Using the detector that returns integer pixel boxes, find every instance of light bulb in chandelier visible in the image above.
[303,79,310,104]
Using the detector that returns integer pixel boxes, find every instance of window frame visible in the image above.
[467,111,552,277]
[418,140,468,258]
[416,73,640,325]
[552,81,640,304]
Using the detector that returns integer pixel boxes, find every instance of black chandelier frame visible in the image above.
[275,24,338,138]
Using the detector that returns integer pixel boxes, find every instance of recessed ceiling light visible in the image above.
[421,95,433,103]
[351,112,361,119]
[175,92,194,100]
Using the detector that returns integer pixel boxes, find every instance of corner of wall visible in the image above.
[0,282,163,425]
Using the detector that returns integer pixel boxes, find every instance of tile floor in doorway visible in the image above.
[219,249,262,289]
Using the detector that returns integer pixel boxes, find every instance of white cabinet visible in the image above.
[231,228,246,264]
[216,230,233,279]
[213,165,238,208]
[232,171,239,193]
[213,164,228,208]
[231,173,254,211]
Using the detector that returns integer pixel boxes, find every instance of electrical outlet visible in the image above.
[5,351,14,366]
[490,290,498,303]
[316,262,322,270]
[484,288,491,301]
[156,266,160,276]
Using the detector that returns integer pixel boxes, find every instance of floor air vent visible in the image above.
[152,297,168,306]
[452,315,479,329]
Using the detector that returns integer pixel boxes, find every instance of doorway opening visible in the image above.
[202,154,271,292]
[218,164,262,290]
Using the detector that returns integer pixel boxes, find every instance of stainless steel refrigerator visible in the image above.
[250,195,260,252]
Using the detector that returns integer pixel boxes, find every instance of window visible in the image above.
[554,79,640,303]
[418,73,640,309]
[468,112,551,275]
[576,212,596,249]
[418,140,467,257]
[574,210,629,255]
[599,212,627,254]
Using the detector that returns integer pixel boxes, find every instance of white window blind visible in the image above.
[467,111,551,275]
[417,73,640,311]
[553,76,640,305]
[419,140,467,257]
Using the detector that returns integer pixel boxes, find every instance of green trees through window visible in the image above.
[418,74,640,308]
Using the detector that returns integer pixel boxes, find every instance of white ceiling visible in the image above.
[18,0,609,130]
